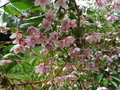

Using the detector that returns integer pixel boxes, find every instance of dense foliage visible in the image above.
[0,0,120,89]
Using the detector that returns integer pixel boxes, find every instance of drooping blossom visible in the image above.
[85,35,93,44]
[68,19,76,28]
[92,32,101,42]
[0,60,11,66]
[62,62,73,71]
[68,46,80,57]
[103,55,112,61]
[27,26,40,36]
[61,19,69,31]
[26,36,37,48]
[35,63,50,74]
[45,43,54,51]
[30,51,35,56]
[10,44,25,54]
[34,0,50,10]
[54,76,68,83]
[45,10,54,21]
[41,19,51,30]
[13,38,26,45]
[56,40,65,48]
[49,31,59,42]
[106,16,118,23]
[55,0,67,9]
[36,35,47,44]
[96,0,106,7]
[84,32,101,43]
[64,36,75,47]
[111,55,118,60]
[112,0,120,10]
[40,48,48,54]
[95,51,102,56]
[10,32,23,39]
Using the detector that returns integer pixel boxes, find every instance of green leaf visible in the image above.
[87,9,95,15]
[110,81,117,88]
[7,74,27,80]
[20,23,33,29]
[4,4,23,16]
[10,0,34,10]
[6,61,17,73]
[102,80,109,86]
[31,6,43,12]
[97,73,103,82]
[110,76,120,82]
[25,15,44,25]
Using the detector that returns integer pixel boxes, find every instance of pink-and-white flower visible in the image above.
[0,60,11,66]
[62,62,73,71]
[92,32,101,42]
[112,0,120,10]
[35,63,50,74]
[34,0,50,10]
[49,31,59,42]
[55,0,67,9]
[68,19,76,28]
[41,19,51,30]
[27,26,40,36]
[10,32,23,39]
[106,16,118,23]
[37,35,47,44]
[45,10,54,21]
[96,0,106,7]
[10,44,25,54]
[64,36,75,47]
[26,36,37,48]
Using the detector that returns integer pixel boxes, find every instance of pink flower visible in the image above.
[40,48,48,54]
[68,46,80,56]
[96,0,106,7]
[68,19,76,28]
[64,36,75,47]
[62,62,73,71]
[27,26,40,36]
[103,55,112,61]
[92,32,101,42]
[0,60,11,66]
[106,16,118,23]
[111,55,118,60]
[112,0,120,10]
[49,31,59,42]
[45,10,54,21]
[37,35,47,44]
[30,51,35,56]
[35,63,50,74]
[55,0,67,9]
[13,38,26,46]
[41,19,51,30]
[10,32,23,39]
[34,0,50,10]
[56,40,65,48]
[26,36,37,48]
[10,44,25,54]
[85,35,93,44]
[68,74,77,80]
[45,43,54,51]
[61,19,69,31]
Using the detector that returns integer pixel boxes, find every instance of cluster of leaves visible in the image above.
[0,0,120,89]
